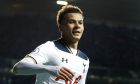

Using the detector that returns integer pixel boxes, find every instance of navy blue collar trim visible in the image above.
[53,40,88,60]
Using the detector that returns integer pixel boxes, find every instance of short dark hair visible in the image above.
[57,5,83,26]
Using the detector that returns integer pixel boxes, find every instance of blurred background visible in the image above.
[1,0,140,84]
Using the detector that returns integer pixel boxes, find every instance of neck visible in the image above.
[60,38,79,49]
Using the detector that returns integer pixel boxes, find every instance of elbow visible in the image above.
[11,66,18,75]
[11,63,21,75]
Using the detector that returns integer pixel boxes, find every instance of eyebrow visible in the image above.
[65,18,83,21]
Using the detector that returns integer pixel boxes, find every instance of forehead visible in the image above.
[63,13,83,20]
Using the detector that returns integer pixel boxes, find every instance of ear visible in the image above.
[58,25,63,32]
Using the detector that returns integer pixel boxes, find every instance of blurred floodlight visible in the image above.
[56,0,68,5]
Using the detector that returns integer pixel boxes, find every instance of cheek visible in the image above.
[61,26,71,34]
[81,27,84,32]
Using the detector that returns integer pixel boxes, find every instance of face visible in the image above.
[59,13,84,42]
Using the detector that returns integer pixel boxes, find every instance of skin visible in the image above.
[59,13,84,49]
[57,13,84,82]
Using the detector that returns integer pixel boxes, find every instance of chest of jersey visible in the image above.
[48,48,88,76]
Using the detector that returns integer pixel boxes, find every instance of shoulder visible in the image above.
[31,41,55,54]
[78,50,89,61]
[42,41,54,46]
[38,41,55,49]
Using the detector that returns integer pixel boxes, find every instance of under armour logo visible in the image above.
[83,63,86,73]
[61,58,68,63]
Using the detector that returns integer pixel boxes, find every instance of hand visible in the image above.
[56,67,74,82]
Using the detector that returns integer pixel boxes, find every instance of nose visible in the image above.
[75,22,81,28]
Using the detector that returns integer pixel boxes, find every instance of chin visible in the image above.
[71,35,82,41]
[72,37,81,41]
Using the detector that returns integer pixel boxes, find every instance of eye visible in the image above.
[68,20,75,24]
[79,20,83,24]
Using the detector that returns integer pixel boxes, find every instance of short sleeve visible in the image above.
[28,41,53,64]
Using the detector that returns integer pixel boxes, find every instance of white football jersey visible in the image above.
[28,40,89,84]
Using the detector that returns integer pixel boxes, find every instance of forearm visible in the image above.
[11,61,59,76]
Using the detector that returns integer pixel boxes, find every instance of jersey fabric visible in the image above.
[27,40,89,84]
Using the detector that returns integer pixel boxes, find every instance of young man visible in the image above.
[11,5,89,84]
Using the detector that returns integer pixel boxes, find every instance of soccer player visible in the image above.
[11,5,90,84]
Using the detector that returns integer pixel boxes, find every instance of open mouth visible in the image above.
[72,31,80,34]
[72,31,80,33]
[72,31,81,36]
